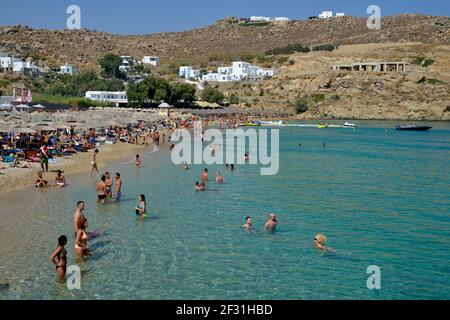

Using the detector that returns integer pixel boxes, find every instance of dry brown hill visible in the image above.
[0,15,449,69]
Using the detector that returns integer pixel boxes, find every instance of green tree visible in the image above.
[201,86,224,103]
[98,53,124,79]
[229,93,240,105]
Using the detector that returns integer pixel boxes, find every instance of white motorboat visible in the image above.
[343,122,358,128]
[258,120,284,126]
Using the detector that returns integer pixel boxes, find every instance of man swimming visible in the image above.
[182,162,189,170]
[314,234,335,252]
[264,213,278,232]
[242,216,253,229]
[195,181,206,191]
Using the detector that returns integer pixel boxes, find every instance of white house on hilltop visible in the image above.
[250,16,272,22]
[13,60,41,75]
[318,11,333,19]
[142,56,160,66]
[59,64,78,76]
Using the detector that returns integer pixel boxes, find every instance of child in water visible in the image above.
[135,154,141,167]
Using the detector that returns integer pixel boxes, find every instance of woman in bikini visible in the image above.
[104,172,113,198]
[135,194,147,217]
[75,219,90,260]
[55,170,67,188]
[90,149,99,177]
[50,235,67,282]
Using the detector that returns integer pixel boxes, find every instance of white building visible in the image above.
[142,56,160,66]
[335,12,345,17]
[13,61,40,74]
[59,64,78,75]
[201,61,275,83]
[274,17,290,22]
[85,91,128,106]
[250,16,272,22]
[0,55,21,72]
[318,11,333,19]
[179,66,201,79]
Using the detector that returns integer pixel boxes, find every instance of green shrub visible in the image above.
[411,56,434,67]
[240,21,270,27]
[312,93,325,103]
[422,59,435,67]
[426,78,442,85]
[229,93,240,105]
[277,56,289,64]
[201,86,225,103]
[294,95,309,114]
[266,43,310,55]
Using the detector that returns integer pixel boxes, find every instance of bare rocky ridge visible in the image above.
[0,15,449,68]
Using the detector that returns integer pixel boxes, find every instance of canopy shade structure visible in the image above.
[16,104,31,109]
[158,103,172,109]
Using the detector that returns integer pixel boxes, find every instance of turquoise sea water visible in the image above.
[0,121,449,300]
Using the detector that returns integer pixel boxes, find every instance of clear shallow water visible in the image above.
[0,121,449,300]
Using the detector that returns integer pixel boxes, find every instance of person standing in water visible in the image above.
[135,154,141,167]
[242,216,253,230]
[75,219,90,260]
[201,168,208,183]
[105,172,113,198]
[135,194,147,217]
[73,201,86,235]
[50,235,67,282]
[215,172,224,184]
[264,213,278,232]
[90,149,99,177]
[114,173,122,201]
[97,175,107,204]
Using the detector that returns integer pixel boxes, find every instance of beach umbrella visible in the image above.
[158,102,172,109]
[16,104,31,109]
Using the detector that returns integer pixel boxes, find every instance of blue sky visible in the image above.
[0,0,448,35]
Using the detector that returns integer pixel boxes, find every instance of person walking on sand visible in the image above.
[97,175,107,204]
[50,235,68,282]
[114,173,122,201]
[40,144,49,172]
[90,149,99,177]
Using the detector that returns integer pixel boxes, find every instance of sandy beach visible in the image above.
[0,142,143,193]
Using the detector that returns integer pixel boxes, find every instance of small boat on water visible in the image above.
[343,122,358,128]
[259,120,284,126]
[395,124,432,131]
[317,123,328,129]
[241,121,260,127]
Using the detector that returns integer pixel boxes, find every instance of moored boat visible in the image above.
[395,124,432,131]
[343,122,358,128]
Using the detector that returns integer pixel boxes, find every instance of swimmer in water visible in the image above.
[215,171,224,183]
[195,181,206,191]
[114,173,122,201]
[135,194,147,217]
[323,143,326,148]
[135,154,141,167]
[50,235,67,282]
[264,213,278,232]
[243,153,249,161]
[314,234,335,252]
[182,162,189,170]
[242,216,253,230]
